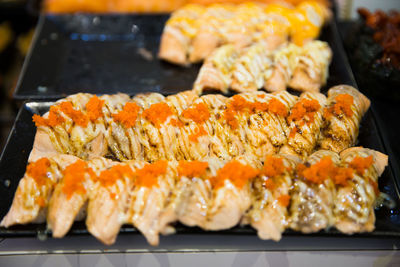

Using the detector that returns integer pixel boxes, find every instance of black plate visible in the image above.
[14,13,352,100]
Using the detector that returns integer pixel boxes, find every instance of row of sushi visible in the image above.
[1,147,387,246]
[159,1,331,65]
[29,85,369,165]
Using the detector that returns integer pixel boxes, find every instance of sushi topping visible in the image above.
[262,156,286,178]
[62,160,91,199]
[112,102,141,128]
[324,94,354,119]
[181,103,210,124]
[288,99,321,125]
[86,96,104,123]
[59,102,89,127]
[134,161,168,188]
[98,164,134,188]
[177,160,208,178]
[349,155,374,175]
[26,158,51,187]
[143,102,174,128]
[211,160,259,189]
[32,106,65,127]
[189,125,208,142]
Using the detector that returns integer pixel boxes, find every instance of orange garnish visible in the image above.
[223,95,288,129]
[264,178,276,190]
[59,101,89,127]
[98,164,134,188]
[112,102,141,128]
[268,98,288,117]
[211,160,259,189]
[86,95,104,122]
[332,167,354,186]
[26,158,51,187]
[135,160,168,188]
[349,155,373,175]
[62,160,88,199]
[288,99,321,125]
[252,101,269,113]
[289,126,298,138]
[32,106,65,127]
[298,156,336,184]
[333,94,354,117]
[181,103,210,124]
[224,107,238,129]
[142,102,173,128]
[324,94,354,120]
[189,125,207,142]
[278,194,291,207]
[262,156,286,178]
[178,160,208,178]
[37,196,46,207]
[170,118,184,127]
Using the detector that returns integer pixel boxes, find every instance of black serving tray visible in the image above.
[14,14,199,100]
[4,12,400,243]
[0,100,399,240]
[14,13,353,100]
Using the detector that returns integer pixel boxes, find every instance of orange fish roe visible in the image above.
[288,99,321,124]
[62,160,90,199]
[349,155,373,175]
[37,196,46,207]
[224,107,239,129]
[33,96,105,128]
[333,94,354,117]
[142,102,173,128]
[26,158,51,187]
[258,94,267,99]
[264,178,276,190]
[211,160,259,189]
[181,103,210,124]
[298,156,337,184]
[277,194,291,207]
[289,126,298,138]
[324,94,354,120]
[86,167,97,182]
[59,101,89,127]
[323,109,331,120]
[135,160,168,188]
[297,156,360,186]
[32,106,65,127]
[262,156,286,178]
[268,98,288,117]
[170,118,184,127]
[189,125,207,142]
[333,167,354,186]
[177,160,208,178]
[112,102,141,128]
[229,95,252,112]
[224,95,252,129]
[296,163,306,175]
[98,164,134,188]
[32,114,48,127]
[86,95,104,122]
[223,95,288,129]
[252,101,269,113]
